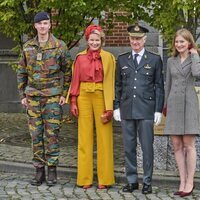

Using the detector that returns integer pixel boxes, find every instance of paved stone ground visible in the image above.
[0,172,200,200]
[0,113,200,199]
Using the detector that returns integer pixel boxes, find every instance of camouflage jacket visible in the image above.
[17,34,72,99]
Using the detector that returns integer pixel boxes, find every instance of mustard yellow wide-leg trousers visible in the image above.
[77,86,115,186]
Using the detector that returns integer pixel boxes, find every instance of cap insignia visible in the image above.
[134,26,140,32]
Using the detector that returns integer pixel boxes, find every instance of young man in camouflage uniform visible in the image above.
[17,11,71,186]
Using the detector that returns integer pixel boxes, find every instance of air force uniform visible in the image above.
[114,24,164,191]
[115,50,164,119]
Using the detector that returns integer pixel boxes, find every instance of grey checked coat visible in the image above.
[164,53,200,135]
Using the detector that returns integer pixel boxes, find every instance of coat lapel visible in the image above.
[173,56,191,77]
[127,52,136,69]
[138,50,149,69]
[173,56,185,76]
[181,56,192,77]
[137,50,149,70]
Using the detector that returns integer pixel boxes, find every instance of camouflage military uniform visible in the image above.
[17,34,71,167]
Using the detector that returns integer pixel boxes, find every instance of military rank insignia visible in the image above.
[144,64,151,69]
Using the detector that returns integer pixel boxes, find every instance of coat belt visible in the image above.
[80,82,103,92]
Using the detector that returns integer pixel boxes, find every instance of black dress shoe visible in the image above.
[142,183,152,194]
[122,183,139,193]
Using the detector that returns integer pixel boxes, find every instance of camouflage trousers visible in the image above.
[26,95,62,168]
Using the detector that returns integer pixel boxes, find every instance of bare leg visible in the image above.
[171,135,186,191]
[182,135,196,192]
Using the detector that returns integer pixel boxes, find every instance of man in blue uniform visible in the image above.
[114,23,164,194]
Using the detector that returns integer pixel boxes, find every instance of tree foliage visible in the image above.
[0,0,199,51]
[0,0,120,50]
[120,0,200,48]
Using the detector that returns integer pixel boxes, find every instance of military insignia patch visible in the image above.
[144,64,151,69]
[36,53,43,61]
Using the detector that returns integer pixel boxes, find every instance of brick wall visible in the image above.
[52,10,130,47]
[104,12,130,47]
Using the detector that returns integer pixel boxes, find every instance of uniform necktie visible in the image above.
[134,53,139,68]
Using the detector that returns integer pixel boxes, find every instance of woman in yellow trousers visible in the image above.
[68,25,115,189]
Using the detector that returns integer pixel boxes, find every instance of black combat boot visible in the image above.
[31,167,45,186]
[46,166,57,186]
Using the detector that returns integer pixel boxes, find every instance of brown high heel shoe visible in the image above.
[98,184,108,189]
[83,185,92,189]
[180,185,195,197]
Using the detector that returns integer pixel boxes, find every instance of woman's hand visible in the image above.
[189,48,198,55]
[70,97,79,117]
[101,110,113,124]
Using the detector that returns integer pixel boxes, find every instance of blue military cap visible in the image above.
[34,11,50,23]
[127,23,149,37]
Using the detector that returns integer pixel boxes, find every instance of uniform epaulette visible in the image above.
[23,38,35,48]
[148,50,160,56]
[118,52,130,57]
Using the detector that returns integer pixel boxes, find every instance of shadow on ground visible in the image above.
[0,112,123,149]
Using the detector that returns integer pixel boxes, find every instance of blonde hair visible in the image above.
[172,28,199,57]
[90,29,105,46]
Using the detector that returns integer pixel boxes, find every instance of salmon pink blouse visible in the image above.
[70,49,103,97]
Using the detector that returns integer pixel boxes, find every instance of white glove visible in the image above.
[113,108,121,121]
[154,112,162,126]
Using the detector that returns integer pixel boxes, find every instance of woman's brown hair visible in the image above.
[172,28,200,57]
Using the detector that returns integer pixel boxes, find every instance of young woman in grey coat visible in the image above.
[164,28,200,197]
